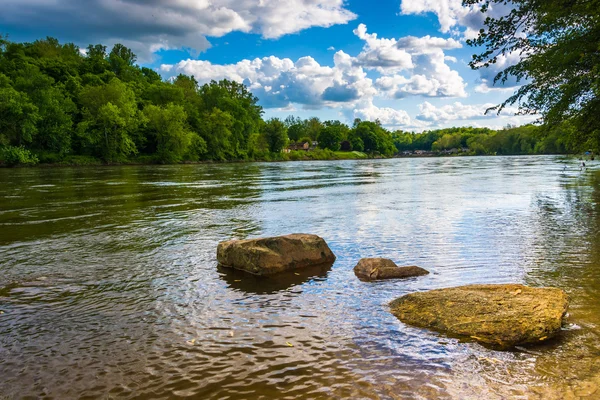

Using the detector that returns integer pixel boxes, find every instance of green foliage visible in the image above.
[465,0,600,151]
[78,78,144,162]
[200,108,234,161]
[0,145,39,166]
[319,121,349,151]
[284,115,306,142]
[144,104,193,163]
[0,35,580,167]
[262,118,288,153]
[348,120,395,156]
[393,124,573,155]
[0,79,40,146]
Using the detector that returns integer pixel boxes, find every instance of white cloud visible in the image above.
[416,101,518,122]
[353,102,414,127]
[474,51,525,91]
[400,0,511,39]
[399,1,523,94]
[162,24,468,126]
[167,51,374,108]
[352,24,413,72]
[396,35,462,51]
[374,56,467,98]
[354,24,467,97]
[1,0,357,58]
[400,0,474,33]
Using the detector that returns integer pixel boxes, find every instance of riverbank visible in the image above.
[0,149,575,168]
[1,149,371,168]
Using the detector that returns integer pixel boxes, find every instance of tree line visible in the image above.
[0,36,583,166]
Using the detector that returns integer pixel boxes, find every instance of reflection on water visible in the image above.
[1,156,600,399]
[218,263,333,295]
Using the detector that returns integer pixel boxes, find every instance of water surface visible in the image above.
[1,156,600,399]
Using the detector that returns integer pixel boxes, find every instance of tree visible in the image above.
[109,44,137,78]
[142,82,185,106]
[285,115,307,142]
[262,118,288,153]
[465,0,600,150]
[0,76,40,147]
[199,79,263,158]
[83,44,110,75]
[318,121,349,151]
[144,104,193,163]
[78,78,144,161]
[199,108,234,161]
[14,69,76,154]
[306,117,323,140]
[348,120,395,155]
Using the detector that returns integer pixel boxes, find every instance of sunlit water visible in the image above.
[1,156,600,399]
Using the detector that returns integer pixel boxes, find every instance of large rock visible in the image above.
[390,284,569,347]
[217,234,336,275]
[354,258,429,281]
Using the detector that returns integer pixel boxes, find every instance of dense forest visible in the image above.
[0,36,581,166]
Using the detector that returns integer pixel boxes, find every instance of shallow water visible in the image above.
[1,156,600,399]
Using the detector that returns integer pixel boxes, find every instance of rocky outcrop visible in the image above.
[217,234,336,275]
[354,258,429,281]
[390,284,569,347]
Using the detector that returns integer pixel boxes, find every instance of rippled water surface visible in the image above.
[2,156,600,399]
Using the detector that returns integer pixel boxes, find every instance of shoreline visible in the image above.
[0,152,575,169]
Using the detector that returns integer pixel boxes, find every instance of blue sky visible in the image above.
[1,0,530,131]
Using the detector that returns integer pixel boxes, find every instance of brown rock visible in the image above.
[573,381,598,397]
[217,233,335,275]
[390,284,569,348]
[354,258,429,281]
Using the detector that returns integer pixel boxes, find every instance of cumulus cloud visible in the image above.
[355,24,467,97]
[474,51,525,91]
[161,24,468,127]
[416,101,518,122]
[0,0,356,59]
[167,51,374,109]
[400,0,512,39]
[353,102,413,127]
[400,0,476,34]
[400,1,523,93]
[163,23,466,111]
[352,24,413,72]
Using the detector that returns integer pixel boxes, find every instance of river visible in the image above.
[1,156,600,399]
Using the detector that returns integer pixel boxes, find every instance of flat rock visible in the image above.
[390,284,569,347]
[217,233,335,275]
[354,258,429,281]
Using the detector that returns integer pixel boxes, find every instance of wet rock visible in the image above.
[217,233,336,275]
[574,381,598,397]
[390,284,569,348]
[353,258,429,281]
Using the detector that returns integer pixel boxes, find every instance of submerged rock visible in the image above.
[354,258,429,281]
[390,284,569,347]
[217,233,335,275]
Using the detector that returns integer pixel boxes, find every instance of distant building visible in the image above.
[285,142,310,152]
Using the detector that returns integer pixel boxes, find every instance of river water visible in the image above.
[1,156,600,399]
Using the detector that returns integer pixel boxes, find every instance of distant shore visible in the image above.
[1,151,576,169]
